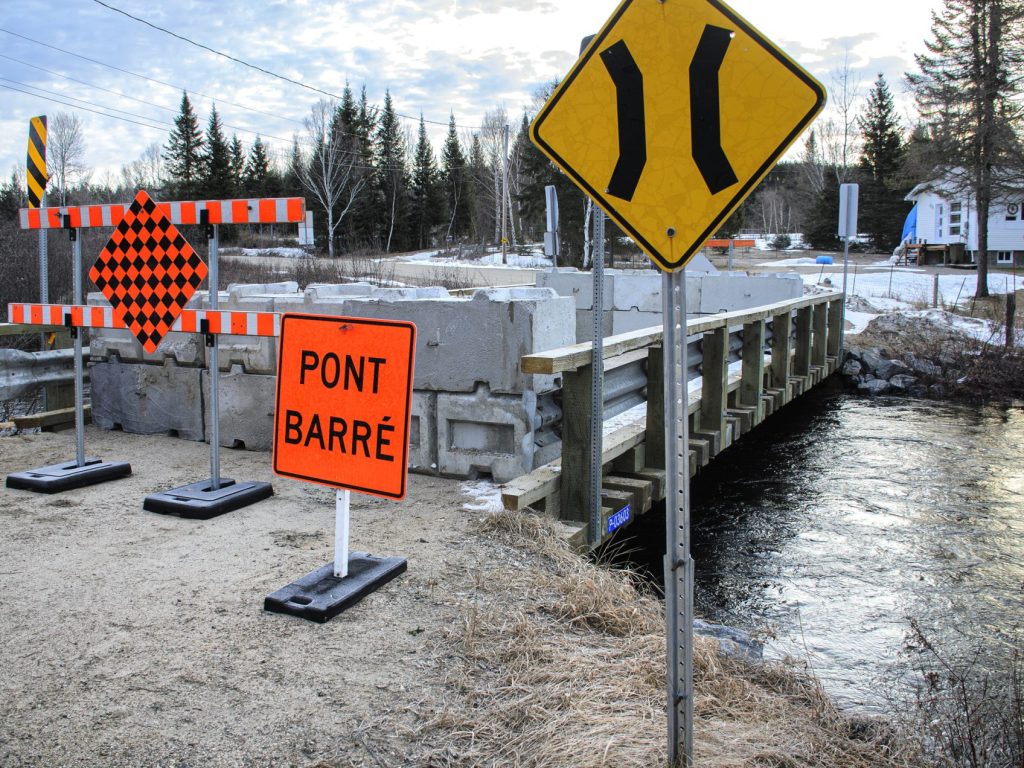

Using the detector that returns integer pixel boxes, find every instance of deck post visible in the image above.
[697,326,728,451]
[645,345,665,469]
[827,298,843,362]
[559,365,592,523]
[740,320,766,423]
[793,306,813,382]
[812,302,828,370]
[770,311,793,402]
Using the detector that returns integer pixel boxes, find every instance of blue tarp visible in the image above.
[901,204,918,242]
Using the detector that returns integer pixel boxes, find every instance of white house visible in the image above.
[904,179,1024,267]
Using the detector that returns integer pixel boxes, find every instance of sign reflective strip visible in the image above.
[17,198,306,229]
[9,304,283,336]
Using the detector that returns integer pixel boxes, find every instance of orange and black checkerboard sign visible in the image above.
[89,189,207,353]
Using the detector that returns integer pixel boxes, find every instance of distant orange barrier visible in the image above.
[705,239,756,248]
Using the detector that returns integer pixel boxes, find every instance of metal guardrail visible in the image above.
[508,291,846,549]
[0,323,80,422]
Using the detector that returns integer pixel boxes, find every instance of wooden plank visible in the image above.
[521,326,664,374]
[13,404,90,430]
[501,462,561,511]
[559,368,592,522]
[623,468,666,501]
[604,475,653,515]
[689,438,710,467]
[0,322,65,338]
[612,444,646,473]
[521,292,843,375]
[727,407,755,435]
[827,298,843,358]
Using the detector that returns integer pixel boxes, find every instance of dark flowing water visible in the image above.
[624,383,1024,712]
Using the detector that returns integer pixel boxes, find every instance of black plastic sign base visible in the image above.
[143,477,272,519]
[6,458,132,493]
[264,553,407,623]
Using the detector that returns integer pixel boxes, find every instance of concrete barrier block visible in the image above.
[277,287,574,395]
[611,309,663,336]
[409,391,438,474]
[611,270,663,312]
[436,386,538,483]
[90,359,204,441]
[698,274,803,315]
[202,367,276,450]
[227,281,298,300]
[536,270,614,310]
[87,292,207,367]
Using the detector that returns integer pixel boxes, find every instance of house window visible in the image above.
[1007,202,1021,222]
[949,201,962,235]
[936,204,945,237]
[997,251,1012,264]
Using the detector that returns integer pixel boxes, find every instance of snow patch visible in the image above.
[461,480,503,513]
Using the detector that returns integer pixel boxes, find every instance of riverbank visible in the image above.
[0,428,923,766]
[841,290,1024,402]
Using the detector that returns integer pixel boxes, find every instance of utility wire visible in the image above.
[89,0,476,129]
[0,27,304,128]
[0,82,167,132]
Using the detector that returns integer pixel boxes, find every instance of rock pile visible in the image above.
[842,346,948,398]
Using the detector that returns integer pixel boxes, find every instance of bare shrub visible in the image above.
[900,621,1024,768]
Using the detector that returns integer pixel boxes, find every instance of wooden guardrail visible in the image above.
[504,291,845,550]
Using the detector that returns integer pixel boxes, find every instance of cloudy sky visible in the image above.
[0,0,944,189]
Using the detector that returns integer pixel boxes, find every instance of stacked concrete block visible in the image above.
[90,357,204,441]
[436,386,549,483]
[539,268,805,342]
[86,281,576,483]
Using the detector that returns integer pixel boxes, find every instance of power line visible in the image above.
[0,27,305,128]
[88,0,477,130]
[0,82,168,132]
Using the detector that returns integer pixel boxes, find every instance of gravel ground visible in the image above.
[0,426,489,767]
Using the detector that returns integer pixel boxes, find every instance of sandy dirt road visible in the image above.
[0,426,492,767]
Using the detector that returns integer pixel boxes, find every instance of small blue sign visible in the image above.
[606,504,632,534]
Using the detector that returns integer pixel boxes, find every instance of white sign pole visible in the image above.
[335,489,351,579]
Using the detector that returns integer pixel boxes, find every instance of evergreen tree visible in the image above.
[858,74,909,252]
[907,0,1024,296]
[0,170,25,223]
[441,113,473,243]
[201,105,232,200]
[229,134,245,196]
[410,116,443,249]
[163,91,204,199]
[804,173,842,250]
[284,137,304,198]
[374,91,409,253]
[468,134,491,244]
[244,136,271,196]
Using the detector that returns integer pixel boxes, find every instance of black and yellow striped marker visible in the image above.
[27,115,48,209]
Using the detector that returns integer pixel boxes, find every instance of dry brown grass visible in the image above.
[417,509,924,767]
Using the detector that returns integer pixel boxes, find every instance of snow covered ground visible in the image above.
[400,247,553,270]
[804,265,1024,339]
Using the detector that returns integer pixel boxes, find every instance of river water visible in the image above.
[624,383,1024,713]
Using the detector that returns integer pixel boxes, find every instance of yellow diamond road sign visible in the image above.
[531,0,826,272]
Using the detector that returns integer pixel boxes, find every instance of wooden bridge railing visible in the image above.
[505,290,845,550]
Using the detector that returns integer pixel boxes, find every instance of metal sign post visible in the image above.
[144,218,273,519]
[590,211,606,545]
[6,226,132,493]
[335,489,351,578]
[663,266,694,767]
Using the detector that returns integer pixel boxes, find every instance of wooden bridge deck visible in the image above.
[502,291,845,551]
